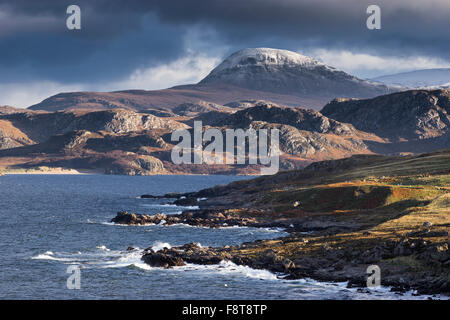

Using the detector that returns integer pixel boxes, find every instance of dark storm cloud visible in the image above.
[142,0,450,58]
[0,0,449,84]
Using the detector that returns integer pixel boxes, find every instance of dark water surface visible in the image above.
[0,174,437,299]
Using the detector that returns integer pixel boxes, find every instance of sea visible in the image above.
[0,174,442,300]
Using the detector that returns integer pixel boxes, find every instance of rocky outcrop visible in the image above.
[141,249,186,268]
[250,121,370,158]
[111,209,295,229]
[1,109,187,144]
[137,236,449,294]
[321,89,450,141]
[0,119,34,150]
[133,155,164,172]
[199,103,357,135]
[172,102,233,116]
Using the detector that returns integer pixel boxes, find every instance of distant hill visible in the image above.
[371,68,450,89]
[4,93,450,175]
[320,89,450,155]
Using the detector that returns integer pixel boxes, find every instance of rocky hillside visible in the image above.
[197,103,357,135]
[0,102,379,174]
[0,109,187,145]
[2,90,450,175]
[321,89,450,141]
[193,103,378,161]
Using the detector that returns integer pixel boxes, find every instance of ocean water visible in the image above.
[0,174,441,300]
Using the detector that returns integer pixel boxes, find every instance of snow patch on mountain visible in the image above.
[211,48,325,73]
[371,68,450,88]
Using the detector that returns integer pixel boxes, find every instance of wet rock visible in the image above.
[140,194,165,199]
[111,211,166,225]
[406,230,448,238]
[174,197,198,206]
[141,251,185,268]
[419,242,449,262]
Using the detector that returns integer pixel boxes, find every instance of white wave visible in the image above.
[29,248,449,299]
[141,203,199,210]
[151,241,172,251]
[133,262,153,270]
[142,204,177,208]
[178,261,278,280]
[184,206,200,210]
[32,251,79,262]
[283,277,447,300]
[31,246,140,267]
[87,219,156,227]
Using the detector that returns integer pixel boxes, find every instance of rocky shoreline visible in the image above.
[112,151,450,297]
[137,240,449,296]
[111,210,449,296]
[111,210,294,230]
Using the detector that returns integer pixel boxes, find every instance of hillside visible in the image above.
[0,103,379,175]
[2,94,450,175]
[321,89,450,141]
[117,150,450,295]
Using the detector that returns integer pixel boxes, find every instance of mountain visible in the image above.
[321,89,450,144]
[200,48,393,98]
[372,68,450,89]
[28,48,396,112]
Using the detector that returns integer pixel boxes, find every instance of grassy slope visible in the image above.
[201,150,450,292]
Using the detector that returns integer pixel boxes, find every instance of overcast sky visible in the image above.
[1,0,450,107]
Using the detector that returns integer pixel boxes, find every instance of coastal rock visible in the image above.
[110,209,273,229]
[141,250,185,268]
[173,197,198,206]
[110,211,167,225]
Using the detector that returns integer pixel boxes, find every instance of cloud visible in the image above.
[0,81,85,108]
[105,52,221,91]
[0,52,222,108]
[1,0,450,107]
[306,49,450,78]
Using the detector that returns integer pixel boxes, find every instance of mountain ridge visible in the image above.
[28,48,397,112]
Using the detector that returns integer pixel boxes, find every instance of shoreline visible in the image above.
[112,151,450,298]
[0,168,100,175]
[0,168,258,176]
[111,209,449,296]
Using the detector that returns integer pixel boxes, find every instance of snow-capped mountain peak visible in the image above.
[212,48,323,73]
[199,47,393,99]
